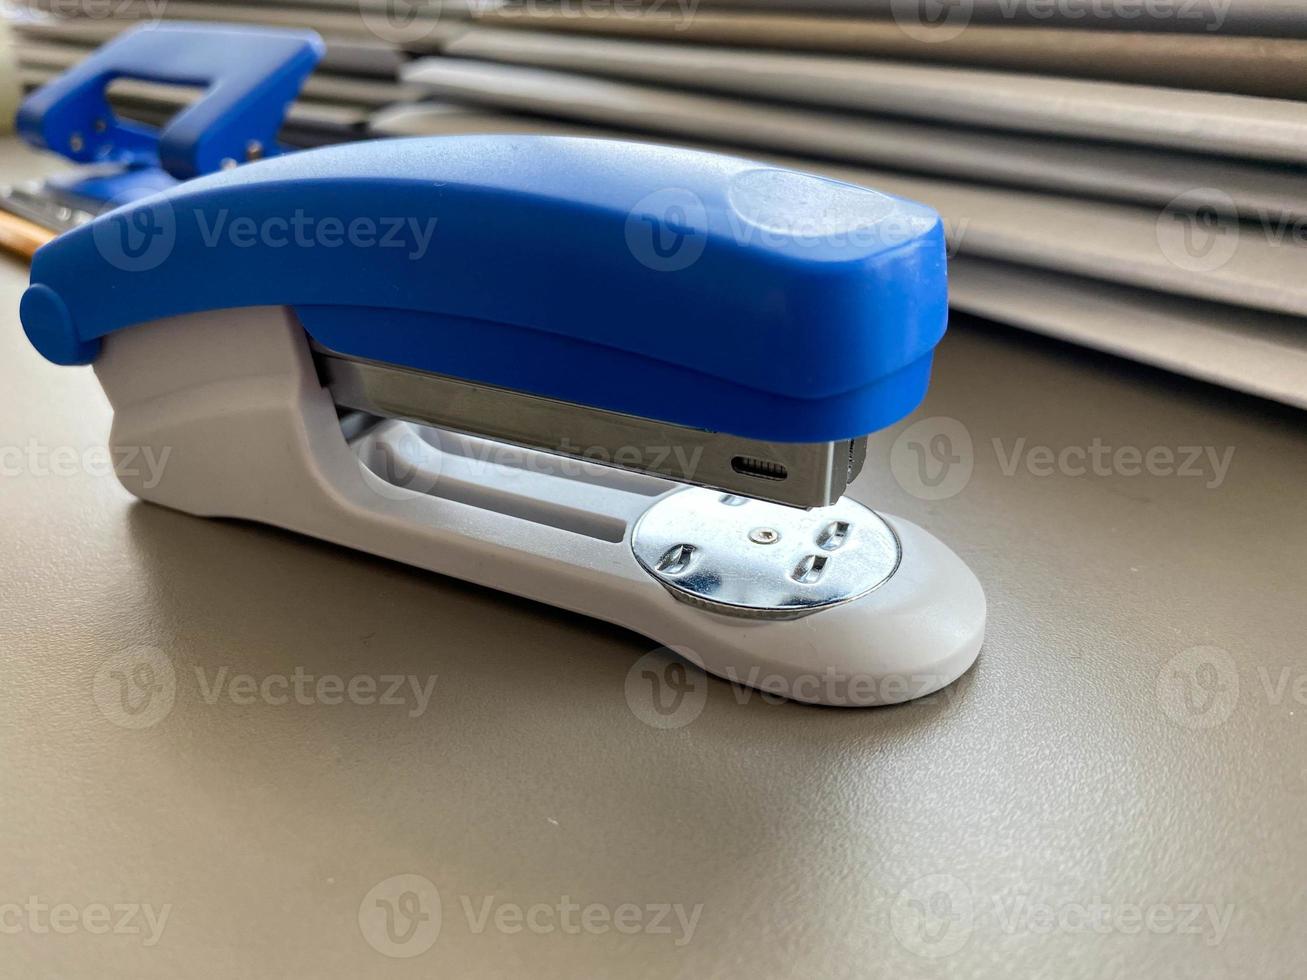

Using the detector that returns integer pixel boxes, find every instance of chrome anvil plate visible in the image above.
[631,487,902,619]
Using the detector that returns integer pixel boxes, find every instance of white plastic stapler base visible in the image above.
[93,307,985,707]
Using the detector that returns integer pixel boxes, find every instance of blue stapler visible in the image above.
[2,22,322,234]
[20,135,985,706]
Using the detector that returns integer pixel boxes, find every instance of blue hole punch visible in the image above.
[13,22,323,213]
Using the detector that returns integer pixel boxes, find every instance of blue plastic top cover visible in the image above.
[16,22,323,180]
[21,136,948,442]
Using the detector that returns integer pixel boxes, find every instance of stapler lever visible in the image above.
[21,135,985,706]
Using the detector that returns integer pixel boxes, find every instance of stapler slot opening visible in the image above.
[730,456,789,482]
[314,345,868,509]
[351,420,633,544]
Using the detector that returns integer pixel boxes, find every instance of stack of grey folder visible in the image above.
[8,0,1307,407]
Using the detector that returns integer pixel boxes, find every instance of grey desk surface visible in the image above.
[1,139,1304,980]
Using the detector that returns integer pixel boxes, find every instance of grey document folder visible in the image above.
[441,28,1307,165]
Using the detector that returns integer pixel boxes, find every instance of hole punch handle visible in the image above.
[15,22,324,180]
